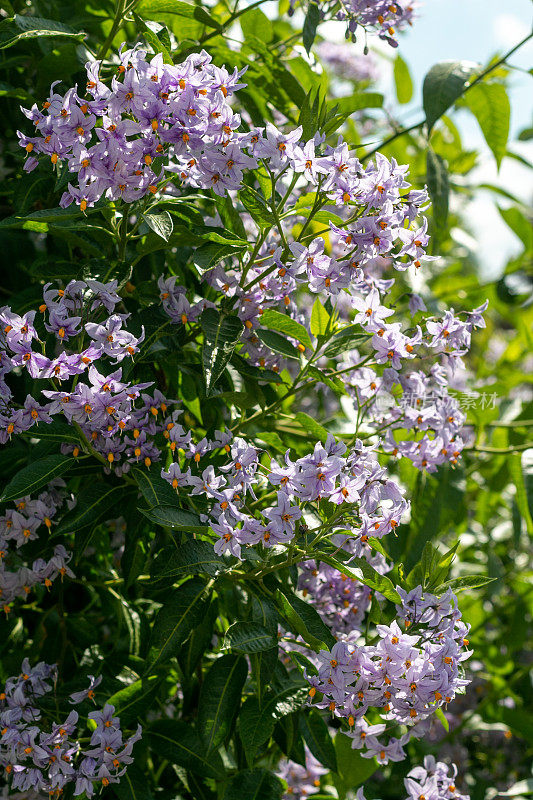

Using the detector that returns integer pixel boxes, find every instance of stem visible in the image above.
[197,0,271,46]
[486,420,533,428]
[468,443,533,454]
[362,121,423,162]
[98,0,136,61]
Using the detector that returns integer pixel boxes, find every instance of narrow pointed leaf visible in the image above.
[225,621,278,653]
[200,308,244,396]
[319,553,401,603]
[1,455,73,503]
[256,328,301,359]
[54,483,130,535]
[436,575,496,592]
[426,147,449,228]
[147,719,225,778]
[106,675,162,726]
[394,54,413,104]
[299,710,338,772]
[143,210,173,241]
[197,654,247,752]
[463,82,510,169]
[261,309,313,350]
[145,578,210,672]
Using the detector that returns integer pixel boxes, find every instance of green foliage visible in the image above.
[394,55,413,105]
[423,60,480,131]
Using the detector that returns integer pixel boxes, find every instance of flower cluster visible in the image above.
[358,755,470,800]
[162,433,408,558]
[306,587,472,764]
[339,0,418,47]
[18,47,250,207]
[317,41,379,83]
[0,660,141,797]
[276,746,327,799]
[341,299,488,471]
[289,0,417,47]
[0,483,74,613]
[0,279,188,475]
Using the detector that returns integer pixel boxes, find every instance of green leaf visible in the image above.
[54,483,129,536]
[138,504,207,531]
[193,241,246,271]
[416,541,459,592]
[135,0,221,29]
[319,553,401,603]
[323,327,370,358]
[498,206,533,254]
[434,707,450,732]
[298,88,321,141]
[240,7,272,41]
[330,92,384,115]
[197,654,248,752]
[0,15,85,49]
[239,186,275,229]
[509,453,533,535]
[277,590,336,649]
[230,354,283,384]
[178,601,218,677]
[1,455,73,503]
[426,147,449,229]
[303,2,320,54]
[294,412,328,441]
[255,431,287,453]
[147,719,225,778]
[310,298,331,338]
[19,420,80,444]
[131,465,177,508]
[106,675,161,726]
[261,309,313,350]
[499,709,533,745]
[334,732,378,790]
[276,591,325,653]
[223,768,283,800]
[200,308,244,396]
[261,680,309,719]
[150,541,227,582]
[134,14,173,63]
[238,696,276,761]
[463,82,510,169]
[256,329,301,360]
[0,81,33,103]
[394,54,413,104]
[299,710,338,772]
[423,60,480,132]
[145,578,211,672]
[238,683,308,763]
[113,766,154,800]
[436,575,497,592]
[0,207,80,229]
[143,210,173,241]
[225,621,278,653]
